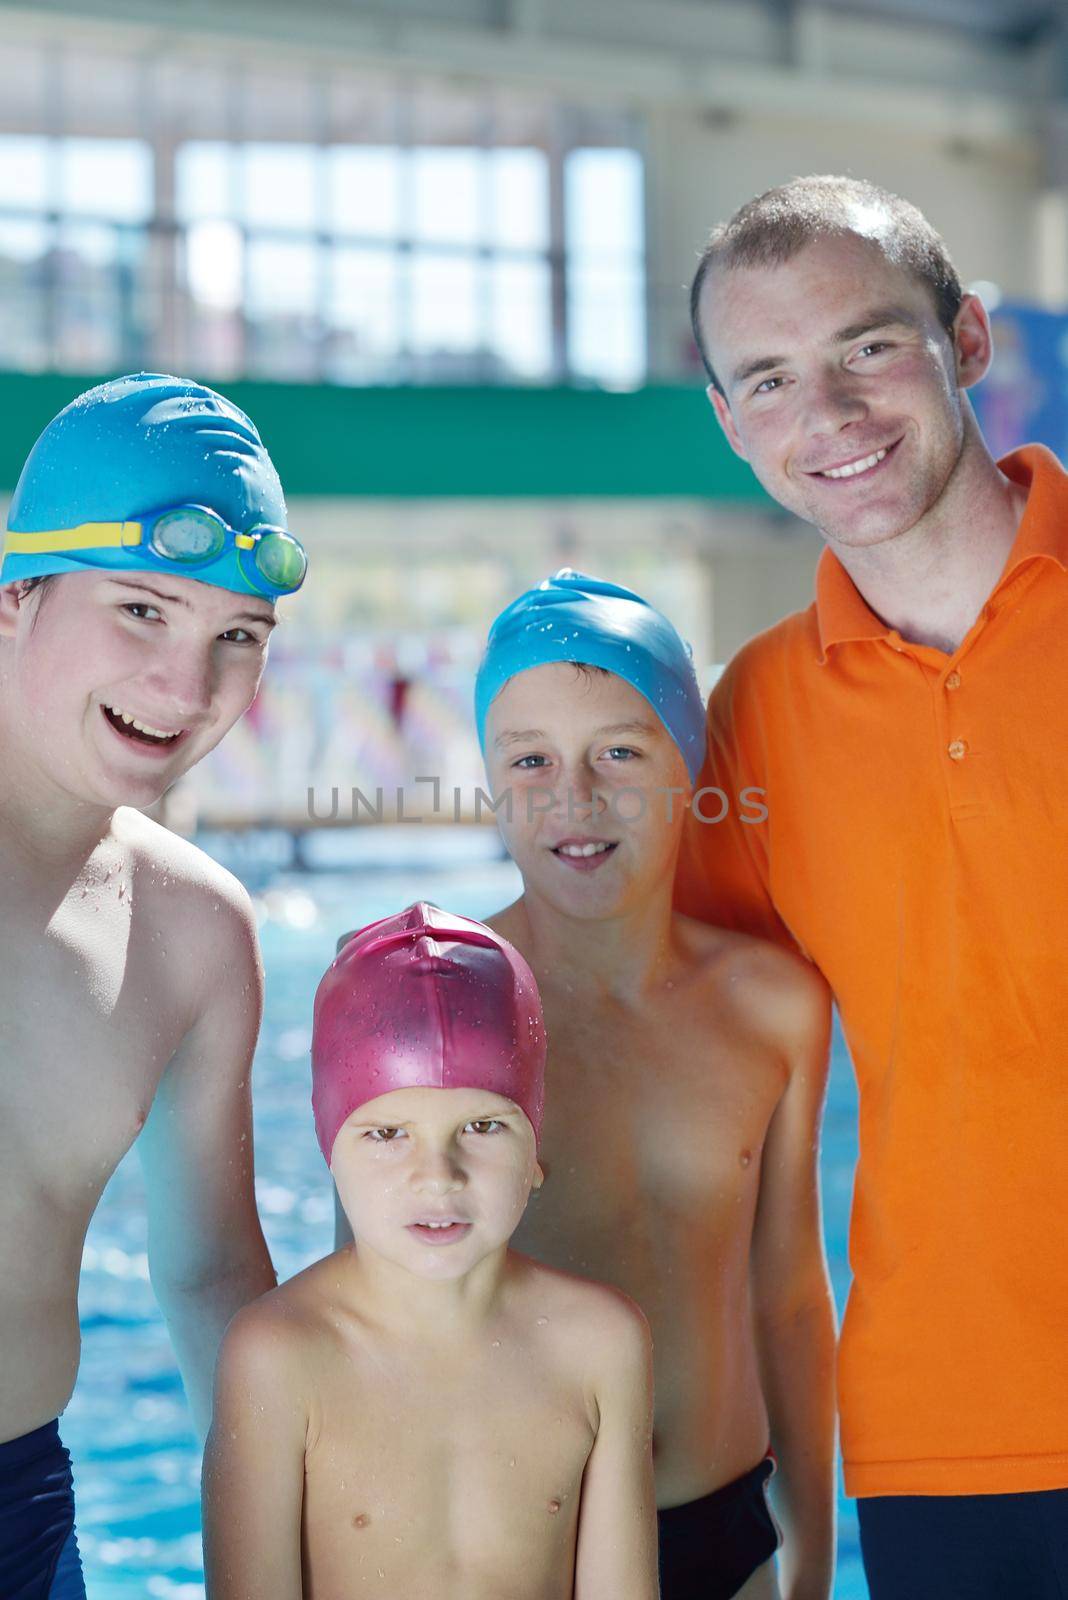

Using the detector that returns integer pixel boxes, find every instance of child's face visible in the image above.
[331,1086,542,1283]
[0,570,276,810]
[483,662,690,920]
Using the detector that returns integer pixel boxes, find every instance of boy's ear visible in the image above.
[532,1160,545,1193]
[0,583,28,640]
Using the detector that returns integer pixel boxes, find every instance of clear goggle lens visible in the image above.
[253,529,307,592]
[151,508,225,563]
[147,509,307,594]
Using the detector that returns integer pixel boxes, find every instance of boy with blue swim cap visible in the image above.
[474,570,837,1600]
[0,374,298,1596]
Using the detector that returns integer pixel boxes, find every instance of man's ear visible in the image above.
[708,385,749,462]
[0,583,28,641]
[953,291,993,392]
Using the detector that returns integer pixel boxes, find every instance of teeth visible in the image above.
[106,705,180,741]
[422,1221,456,1229]
[559,842,612,858]
[820,448,887,480]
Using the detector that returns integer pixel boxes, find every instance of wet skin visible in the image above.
[0,571,276,1440]
[204,1088,658,1600]
[482,665,834,1521]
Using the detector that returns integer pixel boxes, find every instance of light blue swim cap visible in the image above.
[1,372,290,596]
[475,569,707,784]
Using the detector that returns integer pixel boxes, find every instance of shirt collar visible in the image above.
[815,443,1068,658]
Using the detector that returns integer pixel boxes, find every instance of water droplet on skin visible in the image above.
[740,1149,752,1168]
[536,1316,548,1326]
[353,1513,370,1529]
[491,1339,501,1349]
[548,1499,561,1514]
[509,1457,516,1467]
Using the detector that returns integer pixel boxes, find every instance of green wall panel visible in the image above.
[0,372,768,502]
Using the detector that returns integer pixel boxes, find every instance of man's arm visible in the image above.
[138,880,275,1439]
[675,655,794,949]
[573,1295,659,1600]
[750,958,837,1600]
[202,1303,306,1599]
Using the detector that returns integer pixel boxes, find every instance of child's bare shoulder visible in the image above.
[116,807,253,914]
[508,1256,651,1374]
[217,1255,346,1387]
[673,911,830,1061]
[114,807,259,972]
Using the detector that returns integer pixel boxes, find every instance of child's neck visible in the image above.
[340,1240,512,1341]
[0,736,115,874]
[508,881,678,1003]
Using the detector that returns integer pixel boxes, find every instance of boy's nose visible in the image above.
[151,647,215,720]
[410,1150,466,1194]
[556,763,606,818]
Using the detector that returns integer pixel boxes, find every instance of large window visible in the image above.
[0,136,153,373]
[0,51,646,389]
[175,141,556,383]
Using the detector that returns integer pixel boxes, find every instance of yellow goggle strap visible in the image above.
[3,522,144,555]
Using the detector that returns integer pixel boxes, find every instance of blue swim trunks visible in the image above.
[0,1421,86,1598]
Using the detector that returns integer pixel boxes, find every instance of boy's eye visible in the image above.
[366,1126,405,1142]
[122,602,162,621]
[603,746,637,761]
[219,627,263,645]
[464,1119,504,1135]
[513,754,548,770]
[753,375,785,395]
[857,341,890,358]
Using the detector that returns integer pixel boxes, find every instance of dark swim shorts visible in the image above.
[858,1485,1068,1600]
[0,1420,86,1599]
[658,1455,780,1599]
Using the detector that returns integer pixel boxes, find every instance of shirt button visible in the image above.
[945,671,961,690]
[948,739,968,761]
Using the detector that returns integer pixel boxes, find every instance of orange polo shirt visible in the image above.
[677,445,1068,1498]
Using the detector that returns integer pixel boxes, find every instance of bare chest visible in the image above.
[0,874,190,1196]
[303,1349,593,1594]
[530,996,783,1224]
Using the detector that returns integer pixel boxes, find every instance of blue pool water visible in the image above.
[66,828,867,1597]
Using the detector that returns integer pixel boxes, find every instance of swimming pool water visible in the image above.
[66,831,867,1597]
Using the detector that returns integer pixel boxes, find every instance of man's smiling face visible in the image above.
[699,231,990,551]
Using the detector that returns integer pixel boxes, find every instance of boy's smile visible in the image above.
[550,835,619,871]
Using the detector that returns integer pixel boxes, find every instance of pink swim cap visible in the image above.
[312,903,546,1164]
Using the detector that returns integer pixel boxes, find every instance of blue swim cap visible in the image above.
[475,569,707,784]
[1,372,289,596]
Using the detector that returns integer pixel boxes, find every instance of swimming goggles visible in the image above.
[2,504,308,598]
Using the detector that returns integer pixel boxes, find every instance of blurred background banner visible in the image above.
[1,1,1067,1593]
[974,302,1068,460]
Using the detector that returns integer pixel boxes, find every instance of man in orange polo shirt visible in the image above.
[677,174,1068,1599]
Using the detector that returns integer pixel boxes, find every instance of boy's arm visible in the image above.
[573,1296,660,1600]
[202,1304,306,1599]
[138,883,276,1439]
[750,961,837,1600]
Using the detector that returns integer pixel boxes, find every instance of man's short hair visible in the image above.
[690,175,964,393]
